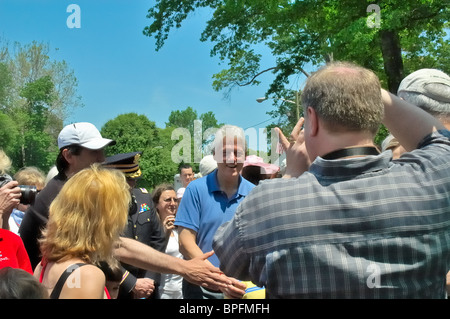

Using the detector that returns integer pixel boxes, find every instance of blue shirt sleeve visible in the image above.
[174,182,201,233]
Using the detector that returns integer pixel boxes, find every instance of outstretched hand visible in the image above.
[275,117,311,178]
[182,251,246,296]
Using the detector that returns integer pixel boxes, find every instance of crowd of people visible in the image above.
[0,62,449,299]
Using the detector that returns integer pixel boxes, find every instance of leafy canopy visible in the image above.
[144,0,449,95]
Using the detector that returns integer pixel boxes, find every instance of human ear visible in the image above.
[306,106,319,137]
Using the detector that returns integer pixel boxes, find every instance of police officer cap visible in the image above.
[103,151,142,179]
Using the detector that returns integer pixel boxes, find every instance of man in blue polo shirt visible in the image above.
[175,124,254,299]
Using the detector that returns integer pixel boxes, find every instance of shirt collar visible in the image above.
[309,151,392,181]
[206,169,253,197]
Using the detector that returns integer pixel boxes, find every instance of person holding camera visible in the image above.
[0,181,21,230]
[7,167,46,234]
[0,150,33,274]
[0,150,22,230]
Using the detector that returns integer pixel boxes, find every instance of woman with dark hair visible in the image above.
[152,184,183,299]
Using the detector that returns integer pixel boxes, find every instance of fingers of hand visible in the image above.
[276,117,305,152]
[290,117,305,143]
[164,216,176,228]
[275,127,291,151]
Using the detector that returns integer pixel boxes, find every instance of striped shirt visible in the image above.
[213,130,450,298]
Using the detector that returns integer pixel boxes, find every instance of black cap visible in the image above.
[103,151,142,179]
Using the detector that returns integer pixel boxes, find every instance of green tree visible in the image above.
[14,75,57,170]
[1,41,82,136]
[101,113,177,189]
[0,62,17,157]
[0,41,82,172]
[0,112,18,156]
[101,113,159,156]
[144,1,449,95]
[0,62,11,107]
[166,106,198,134]
[166,107,222,167]
[144,1,446,150]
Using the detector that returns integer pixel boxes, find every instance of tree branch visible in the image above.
[235,65,310,87]
[236,67,277,86]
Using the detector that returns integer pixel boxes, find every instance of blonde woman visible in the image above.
[34,164,130,299]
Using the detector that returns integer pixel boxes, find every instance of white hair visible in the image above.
[212,125,247,163]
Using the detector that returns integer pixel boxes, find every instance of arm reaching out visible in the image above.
[381,89,446,151]
[114,237,235,291]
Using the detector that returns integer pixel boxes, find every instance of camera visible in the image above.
[0,174,38,205]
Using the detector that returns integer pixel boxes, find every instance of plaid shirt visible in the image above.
[213,131,450,298]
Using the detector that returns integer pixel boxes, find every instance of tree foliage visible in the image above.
[143,0,447,150]
[15,75,56,169]
[166,106,222,135]
[0,40,82,173]
[101,113,178,190]
[144,0,449,95]
[166,106,223,164]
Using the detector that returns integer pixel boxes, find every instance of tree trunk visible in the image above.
[380,30,404,93]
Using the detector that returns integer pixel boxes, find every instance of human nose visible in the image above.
[225,152,237,164]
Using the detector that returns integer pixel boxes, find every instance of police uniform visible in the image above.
[104,152,167,298]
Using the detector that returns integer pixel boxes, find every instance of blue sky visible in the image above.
[0,0,304,133]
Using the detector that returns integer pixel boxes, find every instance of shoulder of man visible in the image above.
[26,176,66,223]
[131,188,154,211]
[132,187,151,197]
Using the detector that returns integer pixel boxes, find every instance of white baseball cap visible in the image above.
[58,122,116,150]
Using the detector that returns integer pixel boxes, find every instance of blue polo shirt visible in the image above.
[175,169,254,267]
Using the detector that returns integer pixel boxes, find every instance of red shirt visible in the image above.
[0,229,33,274]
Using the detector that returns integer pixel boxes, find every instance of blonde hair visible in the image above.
[39,164,130,267]
[13,167,46,190]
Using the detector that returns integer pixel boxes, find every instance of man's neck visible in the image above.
[315,131,376,160]
[64,167,79,179]
[216,171,240,199]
